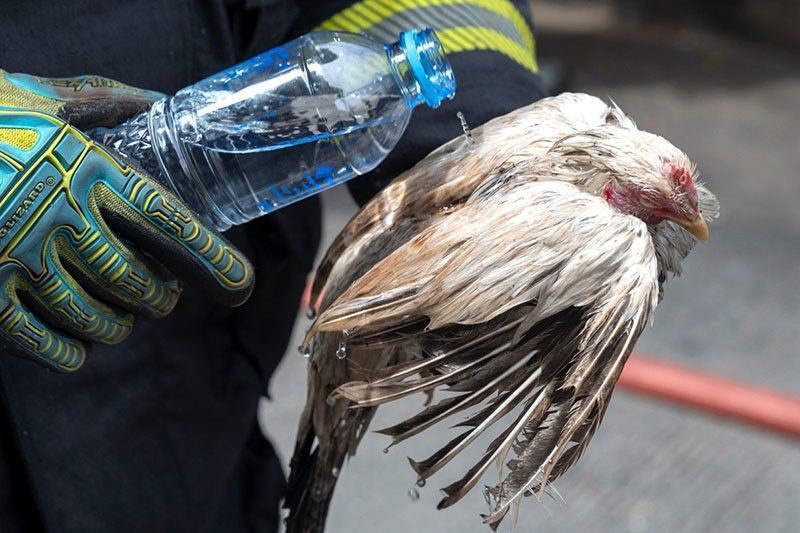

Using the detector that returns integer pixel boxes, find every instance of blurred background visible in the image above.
[262,1,800,531]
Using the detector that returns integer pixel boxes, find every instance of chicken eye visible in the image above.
[639,195,659,209]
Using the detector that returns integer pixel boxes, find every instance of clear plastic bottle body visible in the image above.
[99,29,455,230]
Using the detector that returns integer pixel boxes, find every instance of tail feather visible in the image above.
[285,333,406,532]
[284,435,349,533]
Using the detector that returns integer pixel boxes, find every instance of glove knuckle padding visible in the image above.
[93,175,254,306]
[0,273,86,371]
[0,106,251,369]
[80,186,181,317]
[34,239,134,341]
[55,224,180,318]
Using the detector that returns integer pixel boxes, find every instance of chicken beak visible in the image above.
[672,215,709,242]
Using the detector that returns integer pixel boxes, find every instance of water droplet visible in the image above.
[456,111,476,152]
[382,447,390,454]
[332,467,339,478]
[416,478,426,487]
[342,328,352,338]
[306,308,317,320]
[407,487,420,502]
[336,341,348,359]
[297,344,311,359]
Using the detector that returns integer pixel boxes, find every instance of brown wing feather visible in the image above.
[311,93,627,309]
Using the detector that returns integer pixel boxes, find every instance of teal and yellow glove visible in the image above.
[0,71,254,371]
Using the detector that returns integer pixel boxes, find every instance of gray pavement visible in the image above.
[260,4,800,532]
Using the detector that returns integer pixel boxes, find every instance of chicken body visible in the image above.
[285,93,719,532]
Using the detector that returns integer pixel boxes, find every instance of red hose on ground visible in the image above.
[619,356,800,440]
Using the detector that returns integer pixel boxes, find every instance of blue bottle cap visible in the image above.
[400,28,456,108]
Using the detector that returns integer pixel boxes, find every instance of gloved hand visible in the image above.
[0,70,254,371]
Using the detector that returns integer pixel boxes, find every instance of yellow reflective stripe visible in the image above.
[349,1,386,27]
[358,0,394,20]
[318,0,537,73]
[322,13,353,32]
[443,26,471,49]
[437,26,537,73]
[333,9,364,32]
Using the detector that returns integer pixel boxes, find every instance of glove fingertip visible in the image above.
[208,247,255,307]
[0,331,87,373]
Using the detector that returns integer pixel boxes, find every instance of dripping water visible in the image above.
[336,329,351,359]
[297,344,311,359]
[457,111,475,152]
[336,341,348,359]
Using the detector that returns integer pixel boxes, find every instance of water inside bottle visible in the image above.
[182,80,407,154]
[258,130,385,213]
[202,117,398,216]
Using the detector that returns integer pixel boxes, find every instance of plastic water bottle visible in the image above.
[94,28,456,230]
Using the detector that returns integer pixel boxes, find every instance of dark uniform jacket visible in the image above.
[0,1,545,531]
